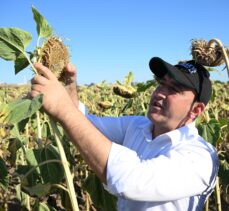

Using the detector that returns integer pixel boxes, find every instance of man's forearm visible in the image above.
[59,106,112,183]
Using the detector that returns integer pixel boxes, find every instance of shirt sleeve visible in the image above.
[78,101,87,115]
[104,142,218,202]
[78,101,138,145]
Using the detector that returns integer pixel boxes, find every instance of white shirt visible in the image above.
[81,104,219,211]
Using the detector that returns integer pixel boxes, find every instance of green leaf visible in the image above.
[17,118,30,132]
[137,80,155,92]
[83,173,117,211]
[14,53,30,74]
[41,121,52,139]
[4,95,43,124]
[26,144,64,184]
[17,145,64,190]
[59,187,72,211]
[33,201,54,211]
[0,103,10,123]
[197,119,221,146]
[32,6,52,39]
[0,26,34,73]
[39,145,64,184]
[218,160,229,185]
[116,80,122,85]
[124,72,134,86]
[0,156,9,190]
[15,184,31,210]
[17,165,41,187]
[218,118,228,127]
[23,183,52,198]
[8,138,23,165]
[121,99,133,113]
[0,27,32,61]
[10,123,28,145]
[195,116,202,127]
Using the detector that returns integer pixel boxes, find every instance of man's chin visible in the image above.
[148,112,164,123]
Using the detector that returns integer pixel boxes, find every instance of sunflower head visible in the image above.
[40,36,70,79]
[191,39,229,67]
[113,84,136,98]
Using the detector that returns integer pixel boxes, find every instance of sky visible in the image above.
[0,0,229,85]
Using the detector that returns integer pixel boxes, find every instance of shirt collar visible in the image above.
[137,120,154,142]
[163,121,198,145]
[139,120,198,144]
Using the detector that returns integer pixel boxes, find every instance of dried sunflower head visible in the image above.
[191,39,229,67]
[97,101,113,109]
[40,36,69,80]
[113,84,136,98]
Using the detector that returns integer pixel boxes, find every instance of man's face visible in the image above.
[148,74,196,130]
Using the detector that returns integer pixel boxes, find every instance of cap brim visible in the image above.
[149,57,174,78]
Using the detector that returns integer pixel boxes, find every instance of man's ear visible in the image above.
[189,102,205,120]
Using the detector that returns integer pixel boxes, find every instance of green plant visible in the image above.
[0,6,79,211]
[0,6,228,211]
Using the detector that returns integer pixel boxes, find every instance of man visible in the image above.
[31,57,219,211]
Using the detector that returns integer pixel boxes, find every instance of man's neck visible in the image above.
[152,119,193,138]
[152,124,171,139]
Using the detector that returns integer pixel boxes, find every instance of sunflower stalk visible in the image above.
[36,111,43,147]
[50,118,79,211]
[205,198,209,211]
[215,176,222,211]
[208,38,229,78]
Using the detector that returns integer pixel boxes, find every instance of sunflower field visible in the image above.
[0,6,228,211]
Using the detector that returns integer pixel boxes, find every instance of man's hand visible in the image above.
[31,63,111,183]
[31,63,76,122]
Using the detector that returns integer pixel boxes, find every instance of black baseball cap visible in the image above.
[149,57,212,105]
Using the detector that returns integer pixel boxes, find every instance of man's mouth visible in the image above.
[153,101,163,109]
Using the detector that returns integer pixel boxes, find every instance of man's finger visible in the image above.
[30,90,41,98]
[34,63,56,80]
[59,63,76,85]
[65,63,76,75]
[31,74,49,85]
[31,84,44,94]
